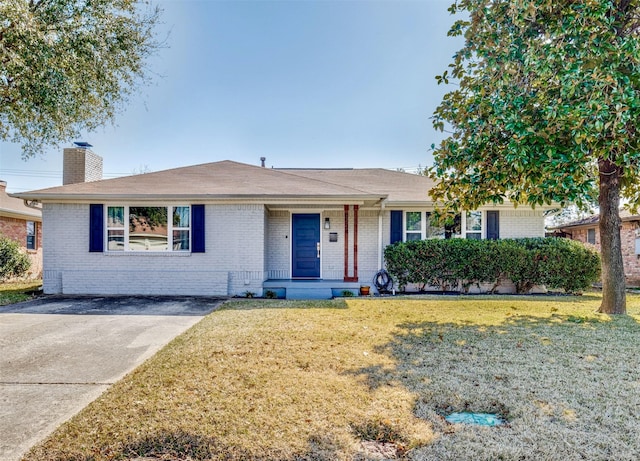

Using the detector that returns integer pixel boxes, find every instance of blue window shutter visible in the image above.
[89,204,104,252]
[192,204,205,253]
[390,210,403,244]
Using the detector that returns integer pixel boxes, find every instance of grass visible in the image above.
[22,294,640,461]
[0,280,42,305]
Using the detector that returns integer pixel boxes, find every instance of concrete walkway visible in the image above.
[0,295,223,461]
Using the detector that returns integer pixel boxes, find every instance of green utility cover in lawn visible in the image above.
[445,412,505,426]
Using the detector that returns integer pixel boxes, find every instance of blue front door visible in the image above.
[292,214,320,278]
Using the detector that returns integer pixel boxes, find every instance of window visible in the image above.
[107,206,125,250]
[26,221,36,250]
[106,206,190,252]
[443,214,461,239]
[587,228,596,245]
[402,212,459,241]
[405,211,423,241]
[465,211,482,240]
[391,211,462,243]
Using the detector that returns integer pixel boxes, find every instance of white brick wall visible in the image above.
[322,210,345,279]
[41,203,547,296]
[266,210,290,279]
[498,209,546,238]
[42,203,265,296]
[358,210,381,284]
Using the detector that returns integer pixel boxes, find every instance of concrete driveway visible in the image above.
[0,295,223,461]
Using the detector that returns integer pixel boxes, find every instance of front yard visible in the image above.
[23,295,640,460]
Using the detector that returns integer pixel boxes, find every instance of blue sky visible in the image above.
[0,0,462,193]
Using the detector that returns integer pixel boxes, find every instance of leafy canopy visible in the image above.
[430,0,640,211]
[0,0,161,158]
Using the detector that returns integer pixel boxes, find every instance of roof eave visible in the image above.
[0,208,42,221]
[11,193,387,204]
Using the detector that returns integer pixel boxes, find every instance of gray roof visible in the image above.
[555,210,640,229]
[0,183,42,220]
[13,160,436,205]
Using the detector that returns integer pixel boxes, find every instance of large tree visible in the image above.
[431,0,640,314]
[0,0,161,158]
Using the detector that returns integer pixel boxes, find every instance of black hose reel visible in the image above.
[373,269,393,294]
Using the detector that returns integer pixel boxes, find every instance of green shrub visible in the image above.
[0,236,31,281]
[384,237,600,294]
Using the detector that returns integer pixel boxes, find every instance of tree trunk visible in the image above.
[597,158,626,314]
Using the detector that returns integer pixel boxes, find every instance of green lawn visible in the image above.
[0,280,42,305]
[23,294,640,461]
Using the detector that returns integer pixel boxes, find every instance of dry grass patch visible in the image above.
[23,294,640,461]
[0,279,42,305]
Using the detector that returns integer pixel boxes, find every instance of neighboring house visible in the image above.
[14,146,552,298]
[0,180,42,279]
[554,210,640,286]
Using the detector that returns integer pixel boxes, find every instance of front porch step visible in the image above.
[263,279,363,300]
[285,287,333,300]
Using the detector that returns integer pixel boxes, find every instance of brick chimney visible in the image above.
[63,143,103,185]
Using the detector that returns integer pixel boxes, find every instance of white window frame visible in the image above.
[26,221,36,250]
[404,211,425,241]
[105,205,191,252]
[462,210,484,240]
[402,211,446,241]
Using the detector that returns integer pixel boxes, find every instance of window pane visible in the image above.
[406,212,422,231]
[173,230,190,250]
[108,230,125,251]
[444,214,461,239]
[173,206,190,227]
[108,207,125,227]
[129,207,168,251]
[406,232,422,241]
[466,211,482,232]
[425,214,444,239]
[466,233,481,240]
[26,221,36,249]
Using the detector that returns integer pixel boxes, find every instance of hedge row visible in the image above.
[0,236,31,281]
[384,237,601,294]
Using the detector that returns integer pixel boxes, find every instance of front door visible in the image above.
[292,214,321,278]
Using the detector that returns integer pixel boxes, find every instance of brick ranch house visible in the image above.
[554,210,640,286]
[0,180,42,279]
[13,146,554,298]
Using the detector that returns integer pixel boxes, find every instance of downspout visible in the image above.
[378,198,387,269]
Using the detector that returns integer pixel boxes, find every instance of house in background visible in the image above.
[14,146,553,298]
[0,180,42,279]
[554,210,640,286]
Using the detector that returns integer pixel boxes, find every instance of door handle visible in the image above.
[316,242,320,258]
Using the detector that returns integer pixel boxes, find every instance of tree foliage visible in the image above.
[0,0,162,158]
[0,235,31,281]
[431,0,640,313]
